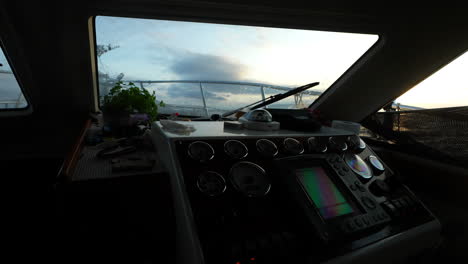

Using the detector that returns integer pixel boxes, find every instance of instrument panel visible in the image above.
[152,121,439,264]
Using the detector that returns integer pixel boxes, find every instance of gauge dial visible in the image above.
[307,137,327,153]
[224,140,248,159]
[196,171,226,196]
[328,137,348,152]
[283,138,304,155]
[256,139,278,158]
[368,155,385,175]
[345,153,373,180]
[229,161,271,197]
[348,135,366,153]
[188,141,215,162]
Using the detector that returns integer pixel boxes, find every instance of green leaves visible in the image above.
[102,81,161,121]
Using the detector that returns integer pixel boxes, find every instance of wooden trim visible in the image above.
[57,119,92,181]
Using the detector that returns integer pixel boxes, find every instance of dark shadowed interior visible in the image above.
[1,2,467,264]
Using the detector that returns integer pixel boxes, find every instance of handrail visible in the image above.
[124,80,322,96]
[120,80,322,117]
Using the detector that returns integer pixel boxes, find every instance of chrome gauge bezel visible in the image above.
[196,171,227,197]
[187,141,215,162]
[329,136,348,152]
[224,140,249,159]
[283,138,305,155]
[307,136,328,153]
[229,161,271,197]
[255,139,278,158]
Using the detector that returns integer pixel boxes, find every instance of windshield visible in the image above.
[95,16,378,117]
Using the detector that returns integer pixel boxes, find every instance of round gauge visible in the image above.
[368,155,385,175]
[229,161,271,197]
[256,139,278,158]
[345,153,373,180]
[328,137,348,152]
[283,138,304,155]
[196,171,226,196]
[307,137,327,153]
[348,135,366,153]
[224,140,248,159]
[188,141,215,162]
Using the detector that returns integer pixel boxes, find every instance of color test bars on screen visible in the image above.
[297,167,353,219]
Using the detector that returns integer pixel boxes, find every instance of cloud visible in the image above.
[170,52,245,81]
[166,85,227,101]
[166,51,268,96]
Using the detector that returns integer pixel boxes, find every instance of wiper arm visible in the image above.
[221,82,320,118]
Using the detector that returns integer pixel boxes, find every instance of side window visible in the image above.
[0,43,27,109]
[394,51,468,110]
[363,51,468,168]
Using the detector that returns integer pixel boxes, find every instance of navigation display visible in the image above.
[296,167,354,219]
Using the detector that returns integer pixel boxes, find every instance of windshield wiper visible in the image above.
[221,82,320,118]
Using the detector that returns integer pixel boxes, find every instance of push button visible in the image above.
[402,196,415,207]
[372,215,380,222]
[398,198,408,208]
[362,216,370,226]
[379,212,389,220]
[392,199,404,209]
[361,197,377,210]
[355,181,366,192]
[345,220,357,232]
[382,201,399,217]
[353,217,363,228]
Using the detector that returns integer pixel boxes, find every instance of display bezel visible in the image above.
[295,161,363,223]
[297,167,352,220]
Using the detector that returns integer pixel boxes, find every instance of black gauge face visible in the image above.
[345,153,373,179]
[256,139,278,158]
[368,155,385,174]
[307,137,327,153]
[328,137,348,152]
[188,141,215,162]
[229,161,271,197]
[283,138,304,155]
[224,140,248,159]
[196,171,226,196]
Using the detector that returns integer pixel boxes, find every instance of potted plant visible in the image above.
[101,81,164,131]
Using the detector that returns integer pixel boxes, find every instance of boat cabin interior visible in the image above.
[1,1,467,263]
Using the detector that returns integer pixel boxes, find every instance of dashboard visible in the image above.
[152,121,440,264]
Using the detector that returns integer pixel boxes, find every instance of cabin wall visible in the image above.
[0,1,93,161]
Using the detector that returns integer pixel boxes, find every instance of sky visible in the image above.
[95,16,378,111]
[396,51,468,109]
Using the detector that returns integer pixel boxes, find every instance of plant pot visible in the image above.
[102,110,132,130]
